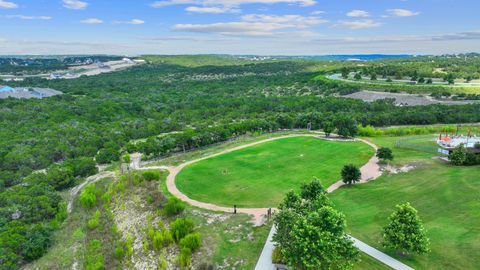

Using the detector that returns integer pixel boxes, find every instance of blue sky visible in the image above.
[0,0,479,55]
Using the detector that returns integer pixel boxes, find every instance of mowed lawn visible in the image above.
[176,136,374,208]
[330,136,480,269]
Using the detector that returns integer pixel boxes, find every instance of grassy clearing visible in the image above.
[330,135,480,269]
[146,131,314,167]
[176,136,374,208]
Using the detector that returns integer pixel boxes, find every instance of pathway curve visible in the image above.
[67,170,115,213]
[165,134,381,225]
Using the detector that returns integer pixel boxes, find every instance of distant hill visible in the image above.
[272,54,413,61]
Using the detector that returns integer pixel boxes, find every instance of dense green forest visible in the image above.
[1,58,480,268]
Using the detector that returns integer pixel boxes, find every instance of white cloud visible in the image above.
[310,10,324,15]
[115,19,146,25]
[174,22,288,33]
[386,9,420,17]
[173,14,323,38]
[151,0,316,8]
[63,0,88,10]
[0,0,17,9]
[80,18,103,24]
[241,14,327,25]
[333,19,381,29]
[185,6,240,13]
[346,10,370,17]
[6,15,52,20]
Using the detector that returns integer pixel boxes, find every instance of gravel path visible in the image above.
[165,134,381,225]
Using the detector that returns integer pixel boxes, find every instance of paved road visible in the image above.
[254,225,277,270]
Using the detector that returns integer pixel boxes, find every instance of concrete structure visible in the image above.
[437,134,480,155]
[0,85,15,93]
[0,86,62,99]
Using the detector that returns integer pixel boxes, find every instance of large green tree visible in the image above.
[383,202,430,256]
[273,179,359,270]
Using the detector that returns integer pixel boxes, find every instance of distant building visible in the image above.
[0,86,62,99]
[123,57,135,64]
[0,85,15,93]
[437,134,480,155]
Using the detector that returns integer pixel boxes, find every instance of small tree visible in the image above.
[354,73,362,80]
[123,154,131,164]
[322,121,335,138]
[341,67,349,79]
[426,78,433,84]
[376,147,394,162]
[341,164,361,185]
[383,203,430,256]
[449,144,466,165]
[370,73,377,81]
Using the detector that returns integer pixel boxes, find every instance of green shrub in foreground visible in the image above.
[163,197,185,216]
[142,170,161,181]
[180,233,202,252]
[177,247,192,268]
[87,210,101,230]
[271,246,285,264]
[84,239,105,270]
[170,218,194,242]
[79,184,97,208]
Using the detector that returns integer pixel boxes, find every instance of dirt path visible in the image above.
[165,134,383,226]
[67,170,115,213]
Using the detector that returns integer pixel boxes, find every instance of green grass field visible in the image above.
[330,135,480,269]
[176,136,374,208]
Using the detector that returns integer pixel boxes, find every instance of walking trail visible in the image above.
[163,133,413,270]
[165,133,381,225]
[67,133,409,269]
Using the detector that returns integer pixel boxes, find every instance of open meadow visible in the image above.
[176,136,374,208]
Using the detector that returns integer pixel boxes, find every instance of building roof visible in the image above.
[437,135,480,149]
[0,86,15,93]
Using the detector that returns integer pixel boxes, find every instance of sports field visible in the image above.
[176,136,374,208]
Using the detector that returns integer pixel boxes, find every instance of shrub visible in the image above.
[180,233,202,252]
[163,197,185,216]
[79,184,97,208]
[170,218,194,242]
[142,170,160,181]
[271,246,285,264]
[158,255,168,269]
[84,239,105,270]
[87,210,101,230]
[449,145,467,166]
[177,247,192,268]
[114,242,125,259]
[125,234,134,257]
